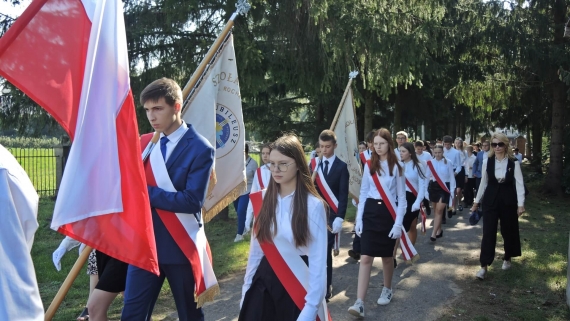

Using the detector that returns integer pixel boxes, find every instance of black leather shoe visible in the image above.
[325,285,333,301]
[447,210,453,218]
[348,250,361,261]
[436,231,443,238]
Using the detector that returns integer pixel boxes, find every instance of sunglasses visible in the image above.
[491,142,505,148]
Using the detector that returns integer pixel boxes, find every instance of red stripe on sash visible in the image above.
[250,191,331,321]
[427,160,450,194]
[359,152,367,164]
[141,135,208,296]
[256,167,264,189]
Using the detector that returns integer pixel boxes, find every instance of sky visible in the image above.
[0,0,30,18]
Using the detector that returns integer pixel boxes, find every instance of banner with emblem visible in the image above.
[181,33,246,222]
[331,72,362,203]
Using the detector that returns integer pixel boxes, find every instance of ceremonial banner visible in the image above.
[182,33,246,222]
[331,75,362,203]
[0,0,158,274]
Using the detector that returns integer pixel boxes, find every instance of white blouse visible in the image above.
[241,193,327,320]
[474,158,525,207]
[416,151,433,163]
[357,160,407,225]
[245,165,272,227]
[425,158,456,203]
[403,160,426,207]
[465,154,477,178]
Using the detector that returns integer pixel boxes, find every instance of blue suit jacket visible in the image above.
[147,125,215,264]
[472,151,484,178]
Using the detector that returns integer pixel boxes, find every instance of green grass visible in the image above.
[440,165,570,321]
[8,148,57,196]
[33,199,250,320]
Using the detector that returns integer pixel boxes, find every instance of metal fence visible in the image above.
[8,146,66,197]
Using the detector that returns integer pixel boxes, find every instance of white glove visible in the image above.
[331,217,344,234]
[388,224,402,239]
[411,201,421,212]
[52,237,81,271]
[355,219,363,237]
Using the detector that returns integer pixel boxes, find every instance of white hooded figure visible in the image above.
[0,144,44,320]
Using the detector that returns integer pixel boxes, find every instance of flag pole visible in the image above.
[181,0,251,102]
[312,71,359,183]
[45,246,93,321]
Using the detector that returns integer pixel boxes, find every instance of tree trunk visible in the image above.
[364,90,374,137]
[544,0,566,195]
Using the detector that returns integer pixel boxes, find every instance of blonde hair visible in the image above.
[487,133,514,159]
[454,137,464,151]
[396,131,408,139]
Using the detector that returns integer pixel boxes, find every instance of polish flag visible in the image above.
[0,0,159,274]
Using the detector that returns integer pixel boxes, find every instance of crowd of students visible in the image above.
[42,77,525,321]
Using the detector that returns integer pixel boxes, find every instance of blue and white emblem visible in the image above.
[215,103,240,158]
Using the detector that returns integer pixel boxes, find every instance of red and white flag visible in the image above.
[0,0,159,274]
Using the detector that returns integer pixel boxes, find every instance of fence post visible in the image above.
[54,141,70,196]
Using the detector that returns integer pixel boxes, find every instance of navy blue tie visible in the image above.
[324,160,329,178]
[160,136,169,160]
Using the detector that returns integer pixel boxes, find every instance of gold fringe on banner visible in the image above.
[202,180,247,223]
[195,283,220,308]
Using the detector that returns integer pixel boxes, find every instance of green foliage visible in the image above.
[0,135,61,148]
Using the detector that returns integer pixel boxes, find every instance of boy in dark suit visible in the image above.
[122,78,215,321]
[313,130,349,301]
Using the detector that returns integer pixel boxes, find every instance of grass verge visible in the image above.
[439,165,570,321]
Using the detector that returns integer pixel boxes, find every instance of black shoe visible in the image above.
[436,231,443,238]
[393,258,398,269]
[348,250,361,261]
[458,205,464,211]
[452,211,457,216]
[325,285,333,301]
[430,236,436,242]
[447,210,453,218]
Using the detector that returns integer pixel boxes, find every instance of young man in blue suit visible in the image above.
[313,130,349,301]
[122,78,215,321]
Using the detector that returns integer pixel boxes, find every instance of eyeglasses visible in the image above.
[269,162,295,172]
[491,142,505,148]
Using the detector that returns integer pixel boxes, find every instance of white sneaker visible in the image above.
[233,234,244,242]
[347,299,364,317]
[377,287,393,305]
[502,260,512,270]
[476,268,487,280]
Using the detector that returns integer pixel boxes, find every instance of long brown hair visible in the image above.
[400,142,426,179]
[255,134,324,247]
[370,128,402,176]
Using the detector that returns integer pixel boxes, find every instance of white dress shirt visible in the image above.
[416,151,433,163]
[0,145,43,321]
[357,160,407,226]
[363,149,373,161]
[465,154,477,178]
[458,149,467,167]
[403,160,426,208]
[241,193,327,320]
[425,158,456,204]
[394,147,401,160]
[475,158,525,206]
[243,156,259,195]
[159,121,188,162]
[443,147,462,174]
[318,154,336,175]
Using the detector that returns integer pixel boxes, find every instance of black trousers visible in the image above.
[480,199,521,267]
[464,178,476,205]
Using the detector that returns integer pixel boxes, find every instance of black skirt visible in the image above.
[403,191,419,232]
[361,198,397,257]
[428,181,451,204]
[94,250,128,293]
[455,167,465,189]
[239,256,307,321]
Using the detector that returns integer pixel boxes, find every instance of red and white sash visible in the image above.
[256,167,265,189]
[311,158,340,253]
[141,133,218,307]
[367,160,418,262]
[427,160,451,194]
[250,191,332,321]
[359,151,367,165]
[405,179,427,235]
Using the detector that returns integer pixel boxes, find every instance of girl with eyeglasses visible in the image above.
[425,144,456,242]
[240,134,329,321]
[348,128,406,317]
[471,133,525,280]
